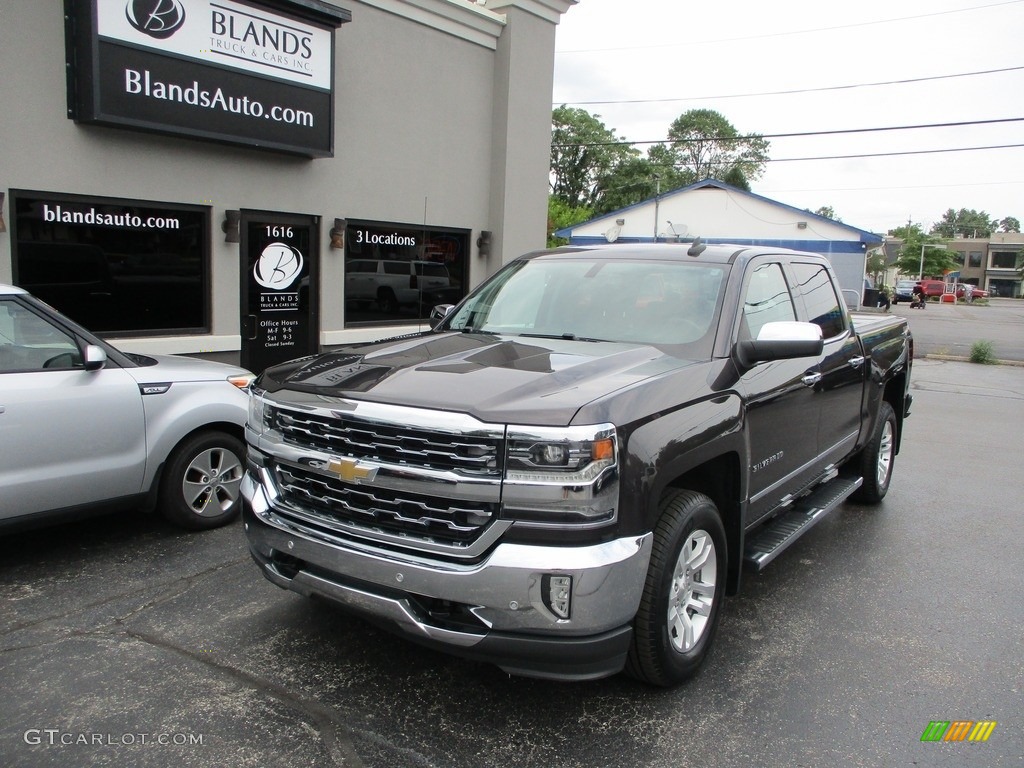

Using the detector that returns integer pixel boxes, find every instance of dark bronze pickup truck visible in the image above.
[242,243,913,687]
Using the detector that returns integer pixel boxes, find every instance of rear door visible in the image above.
[0,298,145,520]
[788,261,866,467]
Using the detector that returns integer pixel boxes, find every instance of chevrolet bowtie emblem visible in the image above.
[327,457,378,484]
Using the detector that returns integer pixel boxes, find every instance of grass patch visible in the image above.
[970,340,997,364]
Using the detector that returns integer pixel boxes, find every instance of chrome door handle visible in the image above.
[848,356,866,368]
[801,372,822,387]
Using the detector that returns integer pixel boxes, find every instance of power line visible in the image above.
[768,143,1024,163]
[551,117,1024,149]
[556,0,1024,54]
[552,66,1024,107]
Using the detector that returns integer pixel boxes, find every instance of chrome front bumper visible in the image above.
[242,472,652,680]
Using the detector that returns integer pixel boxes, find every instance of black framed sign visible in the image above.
[65,0,351,157]
[240,211,319,373]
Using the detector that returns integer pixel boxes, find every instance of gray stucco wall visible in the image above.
[0,0,571,354]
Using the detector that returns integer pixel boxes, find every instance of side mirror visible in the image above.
[735,321,823,370]
[83,344,108,371]
[429,304,455,329]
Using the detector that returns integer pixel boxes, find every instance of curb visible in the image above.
[923,354,1024,368]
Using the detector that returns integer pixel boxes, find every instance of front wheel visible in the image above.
[850,401,897,504]
[626,490,727,687]
[158,431,245,530]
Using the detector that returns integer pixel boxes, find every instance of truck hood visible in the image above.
[258,331,698,425]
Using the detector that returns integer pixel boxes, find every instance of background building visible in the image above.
[1,0,575,371]
[554,180,883,299]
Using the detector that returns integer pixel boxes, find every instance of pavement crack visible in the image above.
[122,626,367,768]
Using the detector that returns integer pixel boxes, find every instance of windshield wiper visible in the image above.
[519,332,605,342]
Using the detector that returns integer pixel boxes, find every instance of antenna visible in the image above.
[687,236,706,257]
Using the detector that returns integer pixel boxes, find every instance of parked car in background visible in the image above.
[0,284,254,532]
[892,280,918,303]
[955,284,988,300]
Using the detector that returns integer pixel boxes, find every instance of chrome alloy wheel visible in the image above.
[876,419,895,488]
[181,447,244,516]
[667,529,718,653]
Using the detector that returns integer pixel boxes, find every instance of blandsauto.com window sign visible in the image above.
[66,0,351,157]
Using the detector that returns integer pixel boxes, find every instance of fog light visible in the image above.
[543,574,572,620]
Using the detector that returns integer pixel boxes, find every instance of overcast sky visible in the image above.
[551,0,1024,235]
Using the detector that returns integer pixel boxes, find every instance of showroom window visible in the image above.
[11,191,210,336]
[969,251,983,268]
[990,251,1020,269]
[343,220,469,325]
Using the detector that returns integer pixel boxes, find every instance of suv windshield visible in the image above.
[446,257,727,354]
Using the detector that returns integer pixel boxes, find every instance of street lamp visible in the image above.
[919,242,943,280]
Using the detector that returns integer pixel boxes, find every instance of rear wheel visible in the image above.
[627,490,727,687]
[378,288,398,314]
[850,401,897,504]
[158,431,245,530]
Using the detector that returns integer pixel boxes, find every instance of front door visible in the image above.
[240,212,319,374]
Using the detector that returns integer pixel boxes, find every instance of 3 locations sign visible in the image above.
[66,0,351,157]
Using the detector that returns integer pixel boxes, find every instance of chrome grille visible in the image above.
[270,407,501,476]
[273,463,496,547]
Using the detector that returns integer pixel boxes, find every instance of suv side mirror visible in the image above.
[735,321,823,370]
[83,344,108,371]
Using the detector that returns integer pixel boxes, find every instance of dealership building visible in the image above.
[0,0,574,372]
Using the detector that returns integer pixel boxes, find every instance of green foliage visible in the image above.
[932,208,997,238]
[888,226,958,278]
[547,196,592,248]
[550,106,639,209]
[998,216,1020,233]
[592,145,693,216]
[866,252,887,286]
[665,109,770,183]
[812,205,841,222]
[969,340,996,365]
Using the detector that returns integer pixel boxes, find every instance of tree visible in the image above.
[866,252,888,288]
[550,106,639,209]
[665,109,770,183]
[891,230,958,279]
[812,206,841,222]
[931,208,997,238]
[998,216,1020,233]
[591,144,692,215]
[547,197,592,248]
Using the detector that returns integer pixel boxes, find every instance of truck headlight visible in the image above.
[502,424,619,527]
[506,425,616,483]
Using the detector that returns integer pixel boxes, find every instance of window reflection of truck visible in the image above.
[345,259,452,314]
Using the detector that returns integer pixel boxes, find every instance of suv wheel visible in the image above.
[158,431,245,530]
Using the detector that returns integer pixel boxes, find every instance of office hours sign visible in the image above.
[242,214,317,373]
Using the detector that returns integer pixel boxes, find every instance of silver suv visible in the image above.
[0,283,253,531]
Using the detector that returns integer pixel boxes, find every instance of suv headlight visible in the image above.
[502,424,618,527]
[247,386,269,436]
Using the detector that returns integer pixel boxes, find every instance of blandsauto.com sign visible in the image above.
[66,0,351,157]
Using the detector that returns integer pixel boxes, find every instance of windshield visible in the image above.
[446,257,727,354]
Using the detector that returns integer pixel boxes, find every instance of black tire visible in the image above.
[378,289,398,314]
[850,401,897,504]
[158,431,245,530]
[626,490,727,687]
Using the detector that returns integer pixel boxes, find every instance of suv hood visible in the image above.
[124,353,253,385]
[259,332,697,425]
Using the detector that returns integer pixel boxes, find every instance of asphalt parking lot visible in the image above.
[3,343,1023,767]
